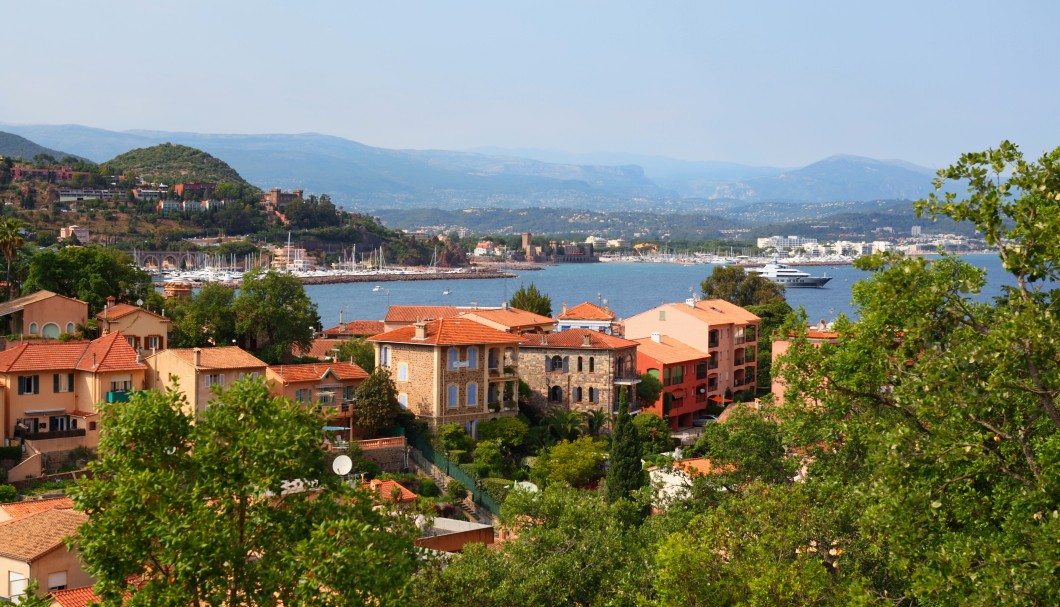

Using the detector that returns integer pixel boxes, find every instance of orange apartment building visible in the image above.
[0,504,91,603]
[632,333,714,429]
[368,317,524,436]
[624,298,760,419]
[143,347,267,415]
[266,362,369,439]
[95,297,170,354]
[0,290,88,339]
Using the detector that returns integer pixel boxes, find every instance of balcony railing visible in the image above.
[107,390,132,403]
[20,428,86,441]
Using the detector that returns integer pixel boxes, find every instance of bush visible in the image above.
[480,478,514,503]
[447,449,469,464]
[419,477,439,498]
[0,484,17,503]
[445,479,469,503]
[0,445,21,461]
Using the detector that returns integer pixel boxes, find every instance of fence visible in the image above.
[410,434,502,516]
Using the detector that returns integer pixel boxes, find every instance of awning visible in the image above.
[670,388,686,398]
[69,410,99,418]
[322,426,349,431]
[24,409,66,415]
[709,395,733,404]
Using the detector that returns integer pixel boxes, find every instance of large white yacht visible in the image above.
[750,257,832,288]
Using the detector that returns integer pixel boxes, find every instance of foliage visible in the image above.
[23,245,154,313]
[333,337,375,371]
[508,282,552,317]
[437,423,475,453]
[632,411,675,455]
[100,142,251,185]
[0,483,17,503]
[531,436,607,488]
[746,297,795,392]
[353,368,401,438]
[284,194,342,229]
[541,408,585,443]
[471,439,505,478]
[445,479,469,502]
[476,416,529,450]
[636,371,663,407]
[70,377,419,606]
[14,580,52,607]
[479,477,514,503]
[233,267,319,363]
[168,283,238,348]
[0,217,24,300]
[700,264,786,307]
[689,407,793,495]
[607,390,646,504]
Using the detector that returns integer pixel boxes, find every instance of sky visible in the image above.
[3,1,1058,168]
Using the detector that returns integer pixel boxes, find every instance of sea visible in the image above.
[305,253,1035,328]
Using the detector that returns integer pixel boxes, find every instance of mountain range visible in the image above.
[0,123,940,212]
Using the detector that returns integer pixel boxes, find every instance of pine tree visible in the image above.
[606,389,646,503]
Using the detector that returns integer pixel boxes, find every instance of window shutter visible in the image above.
[54,374,60,393]
[562,356,569,372]
[69,373,74,390]
[33,375,39,394]
[18,376,24,394]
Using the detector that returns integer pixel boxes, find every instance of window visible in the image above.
[589,387,598,402]
[658,310,666,321]
[147,335,162,349]
[89,421,98,431]
[343,385,355,401]
[9,571,26,600]
[448,348,460,370]
[467,346,478,369]
[447,384,459,408]
[398,393,408,409]
[589,357,595,372]
[295,388,311,402]
[47,571,68,592]
[66,322,75,334]
[397,363,408,382]
[577,356,583,372]
[574,387,583,402]
[28,322,38,335]
[318,391,335,407]
[110,378,132,392]
[549,355,564,371]
[467,382,478,406]
[549,385,563,402]
[205,373,224,388]
[17,375,40,395]
[379,346,391,368]
[53,373,75,393]
[672,365,684,385]
[696,361,708,379]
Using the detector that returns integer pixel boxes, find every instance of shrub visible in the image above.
[0,484,17,503]
[0,445,21,461]
[445,479,469,503]
[480,478,514,503]
[419,477,439,498]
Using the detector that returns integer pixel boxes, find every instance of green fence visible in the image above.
[411,434,502,516]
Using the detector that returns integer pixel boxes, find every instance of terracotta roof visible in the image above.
[365,479,417,503]
[684,299,760,324]
[369,317,525,346]
[0,496,74,521]
[0,332,144,373]
[633,335,710,364]
[95,303,170,323]
[165,346,267,370]
[320,320,385,337]
[293,338,348,359]
[674,457,734,477]
[520,328,638,350]
[50,586,99,607]
[384,305,460,323]
[0,508,87,561]
[0,290,85,317]
[558,301,615,321]
[268,361,369,384]
[459,307,556,330]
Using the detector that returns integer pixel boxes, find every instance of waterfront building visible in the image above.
[632,333,713,429]
[556,301,622,335]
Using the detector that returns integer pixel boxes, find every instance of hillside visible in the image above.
[0,131,88,163]
[101,142,251,185]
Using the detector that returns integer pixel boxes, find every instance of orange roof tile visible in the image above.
[0,508,87,561]
[50,586,99,607]
[0,496,74,521]
[320,320,385,337]
[0,290,85,317]
[686,299,761,323]
[520,328,638,350]
[293,338,348,359]
[75,332,145,372]
[369,317,525,346]
[558,301,615,321]
[384,305,460,323]
[460,307,556,330]
[633,335,710,364]
[165,346,267,370]
[95,303,170,323]
[268,362,369,385]
[365,479,417,503]
[0,332,144,373]
[674,457,734,477]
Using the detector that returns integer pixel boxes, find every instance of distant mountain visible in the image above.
[0,123,939,210]
[102,143,250,185]
[0,130,89,163]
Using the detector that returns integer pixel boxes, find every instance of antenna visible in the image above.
[332,455,353,476]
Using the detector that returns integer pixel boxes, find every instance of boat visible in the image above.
[750,257,832,288]
[372,285,383,292]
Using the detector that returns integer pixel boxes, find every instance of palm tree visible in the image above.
[583,409,609,436]
[0,218,25,300]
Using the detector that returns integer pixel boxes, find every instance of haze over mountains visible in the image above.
[0,123,939,213]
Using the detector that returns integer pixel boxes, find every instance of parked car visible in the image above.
[692,415,718,427]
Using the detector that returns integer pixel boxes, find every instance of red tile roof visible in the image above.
[520,328,638,350]
[459,307,556,330]
[320,320,385,337]
[365,479,417,503]
[268,362,369,385]
[632,335,710,364]
[0,496,74,521]
[293,338,348,359]
[50,586,99,607]
[165,346,267,370]
[369,317,525,346]
[558,301,615,321]
[384,305,460,323]
[95,303,170,323]
[0,508,87,561]
[0,332,144,373]
[0,290,85,317]
[674,457,734,477]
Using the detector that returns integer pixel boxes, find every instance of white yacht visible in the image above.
[751,257,832,288]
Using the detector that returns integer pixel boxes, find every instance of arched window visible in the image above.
[577,357,583,372]
[589,387,598,402]
[28,322,38,335]
[550,355,563,371]
[574,387,583,402]
[549,386,563,402]
[66,323,75,334]
[467,346,479,369]
[42,323,60,339]
[448,348,460,370]
[589,357,595,372]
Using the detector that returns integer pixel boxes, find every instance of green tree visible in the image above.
[688,407,793,495]
[636,371,663,408]
[509,282,552,317]
[233,268,319,363]
[23,245,153,313]
[746,297,794,393]
[333,337,375,371]
[531,436,607,488]
[632,411,674,455]
[70,377,419,607]
[0,218,25,300]
[13,580,52,607]
[353,368,401,438]
[0,484,16,503]
[606,390,646,503]
[476,416,529,450]
[471,439,505,478]
[700,264,785,307]
[168,283,238,348]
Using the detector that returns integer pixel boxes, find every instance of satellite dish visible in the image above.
[332,455,353,476]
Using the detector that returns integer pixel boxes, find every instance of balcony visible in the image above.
[107,390,132,403]
[20,428,86,441]
[488,365,518,380]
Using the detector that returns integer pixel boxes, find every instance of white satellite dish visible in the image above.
[332,455,353,476]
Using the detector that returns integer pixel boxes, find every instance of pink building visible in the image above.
[0,290,88,339]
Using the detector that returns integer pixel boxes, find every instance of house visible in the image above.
[172,182,216,198]
[266,362,369,439]
[556,301,622,335]
[293,338,348,360]
[319,320,385,339]
[624,298,759,402]
[0,507,92,602]
[0,290,88,339]
[95,297,170,354]
[0,332,146,476]
[770,322,841,406]
[58,225,89,244]
[518,329,639,418]
[155,199,181,215]
[382,305,460,332]
[459,304,557,335]
[632,333,714,429]
[0,496,73,524]
[143,347,267,415]
[48,585,99,607]
[364,478,418,506]
[368,317,524,436]
[648,457,731,507]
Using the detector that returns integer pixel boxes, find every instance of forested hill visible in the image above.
[101,143,252,186]
[0,131,87,163]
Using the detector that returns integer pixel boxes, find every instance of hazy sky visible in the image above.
[4,1,1057,168]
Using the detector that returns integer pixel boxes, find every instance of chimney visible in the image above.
[685,298,696,308]
[413,321,427,340]
[106,296,116,308]
[193,347,202,366]
[582,333,591,347]
[502,301,509,310]
[561,302,568,315]
[651,331,662,343]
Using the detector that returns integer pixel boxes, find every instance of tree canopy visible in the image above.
[354,367,401,438]
[23,245,155,313]
[700,264,786,307]
[509,282,552,317]
[606,390,646,504]
[71,377,419,606]
[233,268,320,363]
